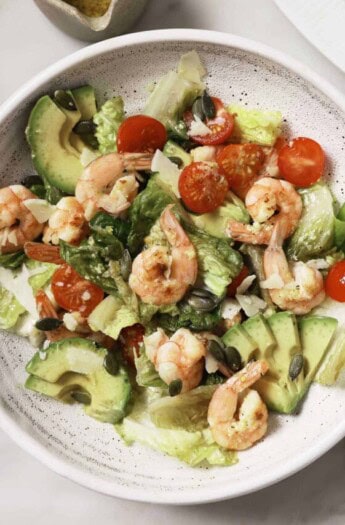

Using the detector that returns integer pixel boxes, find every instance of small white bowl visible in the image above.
[34,0,148,42]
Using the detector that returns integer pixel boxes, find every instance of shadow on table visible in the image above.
[133,0,203,31]
[165,439,345,523]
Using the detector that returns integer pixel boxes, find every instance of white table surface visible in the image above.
[1,0,345,523]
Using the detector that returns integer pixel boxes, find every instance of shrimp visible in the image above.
[263,220,325,314]
[207,360,269,450]
[227,177,302,245]
[43,197,87,245]
[75,151,152,220]
[0,185,44,253]
[129,205,198,305]
[144,327,206,393]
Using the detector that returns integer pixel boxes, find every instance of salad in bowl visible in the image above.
[1,50,344,467]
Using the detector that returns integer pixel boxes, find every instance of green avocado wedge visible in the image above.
[25,338,131,424]
[26,95,83,194]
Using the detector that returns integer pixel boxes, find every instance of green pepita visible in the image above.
[208,339,227,364]
[54,90,77,111]
[73,119,96,135]
[202,91,216,119]
[167,156,183,169]
[120,249,132,281]
[103,351,119,376]
[192,97,205,121]
[35,318,63,331]
[71,391,91,405]
[187,288,219,312]
[168,379,183,397]
[289,353,304,381]
[224,346,242,372]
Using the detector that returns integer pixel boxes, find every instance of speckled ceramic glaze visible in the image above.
[0,30,345,504]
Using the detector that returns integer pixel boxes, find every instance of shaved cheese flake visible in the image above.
[220,298,242,320]
[188,116,212,137]
[205,352,219,374]
[24,199,56,223]
[260,273,284,289]
[236,274,256,295]
[151,149,181,197]
[306,259,330,270]
[236,294,267,317]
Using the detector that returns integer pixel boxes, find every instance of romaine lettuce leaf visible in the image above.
[287,183,335,261]
[143,51,206,126]
[0,261,56,330]
[60,235,123,295]
[93,96,124,154]
[156,302,221,332]
[143,51,206,127]
[149,385,216,431]
[115,389,237,467]
[0,287,26,329]
[0,251,26,269]
[134,348,166,388]
[228,105,282,146]
[88,295,139,340]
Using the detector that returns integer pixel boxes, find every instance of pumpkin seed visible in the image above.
[35,318,63,331]
[168,156,183,169]
[187,294,217,312]
[54,90,77,111]
[192,97,205,121]
[224,346,242,372]
[208,339,227,364]
[82,133,99,150]
[73,119,96,135]
[103,351,119,376]
[202,91,216,119]
[22,175,43,188]
[71,391,91,405]
[169,379,183,396]
[120,249,132,281]
[289,353,304,380]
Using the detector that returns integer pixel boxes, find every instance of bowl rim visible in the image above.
[1,28,345,505]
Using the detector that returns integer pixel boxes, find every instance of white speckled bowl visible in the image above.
[1,30,345,504]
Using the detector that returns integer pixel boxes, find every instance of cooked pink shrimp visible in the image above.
[227,177,302,244]
[145,327,206,393]
[263,220,325,314]
[43,197,86,245]
[129,205,198,305]
[75,152,152,220]
[0,185,44,253]
[208,360,269,450]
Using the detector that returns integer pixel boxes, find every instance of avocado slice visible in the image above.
[222,324,257,363]
[26,95,83,193]
[299,316,338,382]
[54,90,81,158]
[70,86,98,153]
[25,338,131,424]
[255,314,338,413]
[242,314,276,359]
[163,140,191,168]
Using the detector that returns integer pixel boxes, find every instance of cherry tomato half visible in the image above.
[217,143,265,199]
[178,161,228,213]
[120,324,145,366]
[117,115,167,153]
[51,264,104,316]
[325,261,345,302]
[227,266,250,297]
[278,137,325,187]
[184,97,234,146]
